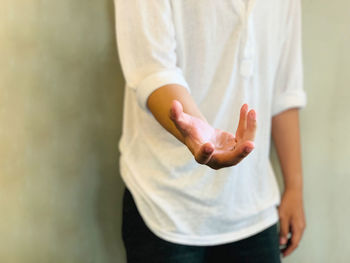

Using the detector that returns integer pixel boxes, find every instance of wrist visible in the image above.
[283,171,303,192]
[283,186,303,196]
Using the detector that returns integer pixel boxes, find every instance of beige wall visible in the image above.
[281,0,350,262]
[0,0,126,262]
[0,0,349,262]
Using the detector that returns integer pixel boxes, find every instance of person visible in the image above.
[115,0,307,262]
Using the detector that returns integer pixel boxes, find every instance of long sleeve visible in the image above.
[115,0,190,113]
[271,0,307,117]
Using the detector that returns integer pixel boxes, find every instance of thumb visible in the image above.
[279,215,289,245]
[169,100,183,121]
[194,142,215,164]
[169,100,191,135]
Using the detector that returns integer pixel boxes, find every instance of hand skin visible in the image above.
[147,84,257,170]
[272,108,306,258]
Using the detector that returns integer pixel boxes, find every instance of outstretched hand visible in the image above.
[169,100,257,170]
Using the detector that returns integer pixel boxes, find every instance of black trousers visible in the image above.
[122,187,282,263]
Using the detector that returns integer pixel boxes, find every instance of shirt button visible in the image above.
[240,59,254,78]
[243,45,254,58]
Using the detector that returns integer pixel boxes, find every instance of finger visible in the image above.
[235,104,248,139]
[279,214,289,246]
[169,100,192,136]
[282,221,303,257]
[215,140,255,166]
[169,100,183,122]
[194,142,215,164]
[244,109,257,141]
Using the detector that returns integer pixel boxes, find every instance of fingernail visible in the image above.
[280,237,287,245]
[203,144,214,154]
[249,110,256,120]
[204,147,213,154]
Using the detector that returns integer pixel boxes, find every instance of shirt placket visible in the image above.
[231,0,257,78]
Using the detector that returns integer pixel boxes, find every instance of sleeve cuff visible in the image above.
[136,69,191,113]
[271,91,307,117]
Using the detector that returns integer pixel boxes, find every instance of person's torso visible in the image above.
[119,0,285,245]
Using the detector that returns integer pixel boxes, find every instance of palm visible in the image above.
[170,100,256,169]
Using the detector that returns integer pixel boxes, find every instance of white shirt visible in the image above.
[115,0,307,245]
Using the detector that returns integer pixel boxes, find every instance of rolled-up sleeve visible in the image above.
[115,0,190,112]
[271,0,307,117]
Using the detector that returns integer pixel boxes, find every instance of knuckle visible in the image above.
[302,222,307,229]
[295,221,306,231]
[291,239,299,247]
[252,120,257,127]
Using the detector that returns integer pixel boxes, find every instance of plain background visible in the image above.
[0,0,349,262]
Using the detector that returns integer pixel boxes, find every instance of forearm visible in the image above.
[147,84,206,144]
[271,108,303,193]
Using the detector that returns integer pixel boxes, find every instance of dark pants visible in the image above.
[122,187,282,263]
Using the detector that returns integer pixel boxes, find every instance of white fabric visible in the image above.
[115,0,307,245]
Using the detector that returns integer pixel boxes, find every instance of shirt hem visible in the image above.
[120,157,280,246]
[141,204,279,246]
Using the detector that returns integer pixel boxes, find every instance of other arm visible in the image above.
[272,108,306,257]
